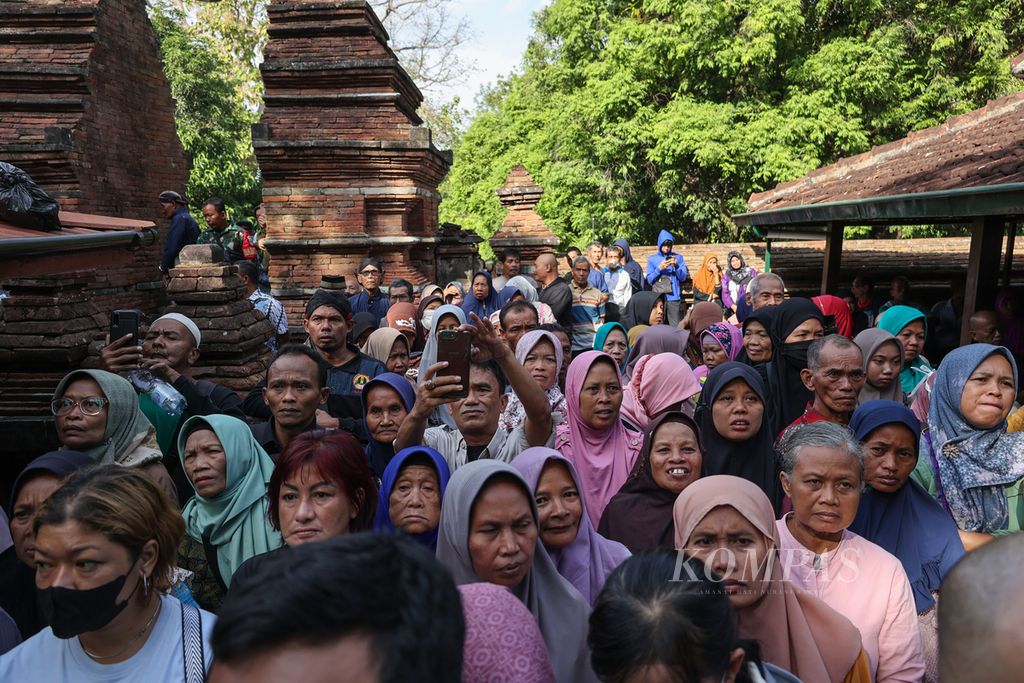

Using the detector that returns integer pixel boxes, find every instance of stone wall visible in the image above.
[0,0,188,313]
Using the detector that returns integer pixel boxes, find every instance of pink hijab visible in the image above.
[620,353,702,430]
[555,351,643,527]
[459,583,555,683]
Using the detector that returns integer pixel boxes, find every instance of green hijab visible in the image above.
[178,414,282,586]
[52,369,161,466]
[877,305,933,394]
[593,322,630,372]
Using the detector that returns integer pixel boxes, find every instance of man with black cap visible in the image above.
[157,191,200,279]
[348,257,390,321]
[243,290,385,430]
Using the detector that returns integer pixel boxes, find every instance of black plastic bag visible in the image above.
[0,162,61,230]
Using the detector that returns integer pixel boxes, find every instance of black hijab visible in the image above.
[765,298,824,435]
[621,292,666,330]
[0,450,92,639]
[695,363,783,514]
[737,305,777,383]
[598,412,703,553]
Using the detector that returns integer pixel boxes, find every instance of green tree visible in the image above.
[441,0,1024,247]
[149,1,263,216]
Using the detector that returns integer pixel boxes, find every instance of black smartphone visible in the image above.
[109,309,140,345]
[435,329,471,399]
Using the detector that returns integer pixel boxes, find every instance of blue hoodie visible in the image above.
[644,230,688,301]
[614,238,645,292]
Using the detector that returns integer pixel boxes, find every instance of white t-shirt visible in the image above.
[0,594,216,682]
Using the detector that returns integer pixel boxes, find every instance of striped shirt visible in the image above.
[570,283,605,351]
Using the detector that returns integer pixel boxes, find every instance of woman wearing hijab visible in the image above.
[418,304,468,428]
[913,344,1024,539]
[461,270,501,318]
[361,327,411,378]
[626,324,648,347]
[674,475,871,683]
[696,362,783,513]
[349,311,378,348]
[598,412,702,553]
[765,298,825,435]
[415,292,444,348]
[849,401,964,683]
[486,285,525,327]
[506,275,556,324]
[622,325,689,379]
[0,450,93,638]
[443,281,465,307]
[374,446,450,552]
[458,583,556,683]
[684,301,725,367]
[691,252,722,306]
[813,294,854,337]
[511,448,630,605]
[500,330,568,432]
[854,328,905,404]
[50,369,174,499]
[361,373,417,478]
[555,351,644,527]
[593,322,630,373]
[721,251,757,317]
[620,353,701,430]
[386,301,420,350]
[694,321,743,381]
[737,305,776,384]
[436,460,596,683]
[176,414,282,610]
[619,291,666,330]
[877,305,933,394]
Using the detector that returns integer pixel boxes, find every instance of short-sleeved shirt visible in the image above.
[248,289,289,351]
[570,283,606,352]
[420,423,556,473]
[0,595,215,682]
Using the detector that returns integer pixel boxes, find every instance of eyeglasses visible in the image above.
[359,269,381,277]
[51,396,108,417]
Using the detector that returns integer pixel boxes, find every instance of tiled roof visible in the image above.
[747,91,1024,213]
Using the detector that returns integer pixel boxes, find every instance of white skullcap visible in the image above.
[153,313,202,347]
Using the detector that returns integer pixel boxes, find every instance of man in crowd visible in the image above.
[388,279,414,305]
[613,237,645,292]
[535,252,573,330]
[158,190,200,281]
[491,248,522,289]
[498,299,539,353]
[198,197,246,262]
[236,260,289,351]
[562,247,582,283]
[344,275,360,297]
[395,315,553,471]
[930,278,965,360]
[249,345,329,460]
[211,534,464,683]
[939,534,1024,683]
[243,290,384,431]
[585,241,610,298]
[100,312,245,501]
[569,257,605,355]
[645,230,689,325]
[879,276,918,315]
[745,272,786,311]
[348,257,390,320]
[603,244,633,317]
[788,335,865,432]
[968,310,1003,344]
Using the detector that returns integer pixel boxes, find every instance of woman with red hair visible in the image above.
[228,430,377,591]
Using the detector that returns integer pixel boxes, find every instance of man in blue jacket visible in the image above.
[645,230,689,325]
[614,237,645,293]
[158,190,199,281]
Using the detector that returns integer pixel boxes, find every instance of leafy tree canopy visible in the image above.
[440,0,1024,247]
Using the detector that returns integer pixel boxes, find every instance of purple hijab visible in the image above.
[511,448,631,606]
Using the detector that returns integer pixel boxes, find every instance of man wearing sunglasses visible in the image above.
[348,257,391,321]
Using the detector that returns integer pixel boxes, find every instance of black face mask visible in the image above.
[781,339,816,368]
[38,566,140,639]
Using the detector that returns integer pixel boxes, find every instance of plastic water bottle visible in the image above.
[129,369,186,417]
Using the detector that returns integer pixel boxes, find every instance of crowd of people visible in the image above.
[2,224,1024,682]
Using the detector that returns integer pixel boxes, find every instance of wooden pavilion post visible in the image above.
[961,216,1005,344]
[820,222,844,294]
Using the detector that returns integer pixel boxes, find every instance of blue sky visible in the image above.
[430,0,551,111]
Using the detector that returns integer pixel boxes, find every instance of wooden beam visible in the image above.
[1003,221,1017,289]
[820,222,843,295]
[961,216,1005,345]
